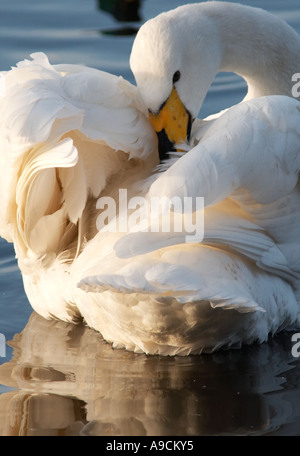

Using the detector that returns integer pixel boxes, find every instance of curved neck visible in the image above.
[207,2,300,99]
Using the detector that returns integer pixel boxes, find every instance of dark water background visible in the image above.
[0,0,300,436]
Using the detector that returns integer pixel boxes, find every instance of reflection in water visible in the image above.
[100,26,139,36]
[97,0,142,36]
[98,0,141,22]
[0,313,300,436]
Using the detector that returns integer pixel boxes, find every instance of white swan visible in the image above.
[1,2,300,355]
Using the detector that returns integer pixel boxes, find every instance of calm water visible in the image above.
[0,0,300,437]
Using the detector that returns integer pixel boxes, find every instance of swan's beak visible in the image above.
[148,86,193,161]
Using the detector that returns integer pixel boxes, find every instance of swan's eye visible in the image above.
[172,70,181,84]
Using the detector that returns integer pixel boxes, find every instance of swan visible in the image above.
[1,2,300,355]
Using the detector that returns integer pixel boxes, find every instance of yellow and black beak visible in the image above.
[148,86,193,161]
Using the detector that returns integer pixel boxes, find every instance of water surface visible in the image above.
[0,0,300,436]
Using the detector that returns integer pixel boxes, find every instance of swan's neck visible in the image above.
[213,2,300,99]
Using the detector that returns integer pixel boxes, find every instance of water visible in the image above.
[0,0,300,437]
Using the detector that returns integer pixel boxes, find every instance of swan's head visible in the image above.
[130,5,221,160]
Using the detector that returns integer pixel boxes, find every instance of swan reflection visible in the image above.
[97,0,142,35]
[97,0,141,22]
[0,313,300,436]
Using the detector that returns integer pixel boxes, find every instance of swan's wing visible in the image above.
[111,203,296,282]
[146,95,300,277]
[78,241,261,312]
[103,96,300,282]
[0,52,157,259]
[78,239,298,325]
[75,199,295,318]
